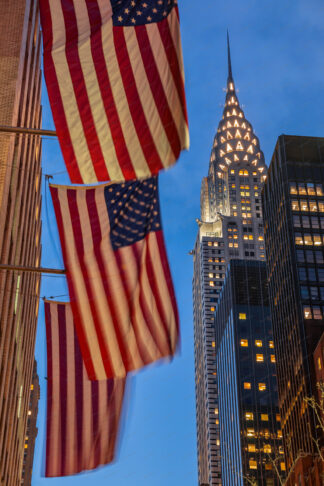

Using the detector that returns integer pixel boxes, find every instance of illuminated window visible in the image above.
[280,463,286,471]
[295,234,303,245]
[216,439,220,446]
[318,357,322,370]
[256,354,264,362]
[276,414,281,422]
[261,414,269,421]
[209,281,214,287]
[271,355,276,363]
[255,340,262,347]
[240,339,249,347]
[291,200,300,211]
[249,460,257,470]
[263,444,272,453]
[28,410,32,416]
[258,236,264,241]
[239,313,246,320]
[208,242,212,246]
[313,235,323,246]
[313,306,322,319]
[209,273,213,278]
[265,463,273,470]
[24,444,28,449]
[230,169,235,174]
[303,306,312,319]
[245,412,254,420]
[244,382,251,390]
[300,200,309,211]
[30,384,34,391]
[215,419,219,424]
[248,444,256,452]
[269,341,274,348]
[309,200,318,212]
[210,307,215,312]
[277,430,282,438]
[226,143,233,152]
[247,428,255,437]
[248,235,254,240]
[212,342,215,348]
[247,145,254,154]
[258,383,266,391]
[214,408,219,415]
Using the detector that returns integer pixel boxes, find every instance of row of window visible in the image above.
[240,339,274,348]
[249,459,285,471]
[296,249,324,264]
[244,382,267,391]
[290,182,323,197]
[291,199,324,213]
[303,305,324,320]
[246,428,282,439]
[239,349,275,363]
[300,285,324,301]
[295,233,324,246]
[245,412,280,422]
[293,214,324,229]
[298,266,324,282]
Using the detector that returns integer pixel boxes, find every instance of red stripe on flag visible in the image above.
[50,186,96,380]
[66,189,114,379]
[58,304,68,474]
[61,3,110,181]
[74,323,84,473]
[91,380,101,466]
[132,241,168,357]
[44,303,54,477]
[156,231,179,338]
[88,21,136,180]
[113,27,164,176]
[39,0,53,51]
[85,189,134,372]
[158,13,188,124]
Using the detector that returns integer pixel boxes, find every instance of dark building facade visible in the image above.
[215,260,283,485]
[262,135,324,474]
[21,360,40,485]
[0,1,42,484]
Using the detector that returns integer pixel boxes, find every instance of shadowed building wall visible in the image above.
[0,1,42,484]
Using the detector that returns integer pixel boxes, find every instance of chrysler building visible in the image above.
[192,35,268,486]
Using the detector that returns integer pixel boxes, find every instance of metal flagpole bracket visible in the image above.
[0,264,66,275]
[0,125,57,137]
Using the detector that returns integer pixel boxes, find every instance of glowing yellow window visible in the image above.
[245,412,254,420]
[258,383,266,391]
[255,340,262,347]
[30,384,34,391]
[263,444,271,453]
[209,281,214,287]
[230,169,235,174]
[247,428,255,437]
[318,357,322,370]
[248,444,256,452]
[240,339,248,347]
[265,463,273,470]
[271,354,276,363]
[258,236,264,241]
[277,430,282,438]
[212,342,215,348]
[248,235,253,240]
[280,462,286,471]
[276,414,281,422]
[256,354,264,362]
[261,414,269,421]
[215,419,219,424]
[24,444,28,449]
[216,439,220,446]
[249,460,257,470]
[269,341,274,349]
[208,242,212,246]
[214,408,219,415]
[239,313,246,320]
[244,382,251,390]
[210,307,215,312]
[209,273,213,278]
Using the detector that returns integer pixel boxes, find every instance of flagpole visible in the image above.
[0,264,65,275]
[0,125,57,137]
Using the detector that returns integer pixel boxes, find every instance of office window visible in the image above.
[277,430,283,438]
[245,412,254,420]
[239,313,246,320]
[261,413,269,421]
[248,444,256,452]
[269,341,274,349]
[247,428,255,437]
[240,339,249,347]
[263,444,272,453]
[244,382,251,390]
[255,340,262,347]
[291,200,300,211]
[258,383,266,391]
[271,355,276,363]
[300,200,309,211]
[249,460,257,470]
[276,414,281,422]
[280,463,286,471]
[309,200,318,212]
[256,354,264,362]
[303,306,312,319]
[300,286,309,299]
[313,306,322,319]
[318,357,322,370]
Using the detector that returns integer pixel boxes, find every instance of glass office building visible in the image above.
[215,260,283,485]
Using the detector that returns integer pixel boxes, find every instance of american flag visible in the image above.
[50,176,179,380]
[44,300,126,477]
[40,0,189,184]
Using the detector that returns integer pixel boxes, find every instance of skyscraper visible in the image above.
[0,1,42,484]
[262,135,324,473]
[215,260,283,485]
[192,36,267,486]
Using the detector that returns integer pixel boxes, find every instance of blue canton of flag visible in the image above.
[105,177,161,250]
[111,0,178,26]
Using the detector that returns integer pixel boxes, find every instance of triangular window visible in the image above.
[220,136,226,143]
[235,130,242,138]
[234,120,239,127]
[243,155,248,161]
[234,154,239,162]
[247,145,254,154]
[226,143,233,152]
[244,133,250,141]
[252,138,257,146]
[219,150,225,157]
[236,141,244,151]
[227,121,232,128]
[226,131,233,139]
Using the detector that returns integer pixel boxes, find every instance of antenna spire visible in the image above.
[227,30,233,81]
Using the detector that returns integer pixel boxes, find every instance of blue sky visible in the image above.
[32,1,324,484]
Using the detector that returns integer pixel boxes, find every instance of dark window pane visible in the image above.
[315,251,324,264]
[306,251,314,263]
[308,268,317,281]
[298,267,307,280]
[310,287,319,300]
[296,250,305,263]
[300,286,309,299]
[318,268,324,282]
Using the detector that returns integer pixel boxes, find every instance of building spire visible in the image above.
[227,30,233,81]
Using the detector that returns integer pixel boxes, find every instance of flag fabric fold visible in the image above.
[44,300,126,477]
[50,176,179,381]
[40,0,189,184]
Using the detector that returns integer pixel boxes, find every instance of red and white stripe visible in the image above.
[44,300,125,477]
[40,0,189,184]
[50,182,179,380]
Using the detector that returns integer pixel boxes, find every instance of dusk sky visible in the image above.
[32,1,324,484]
